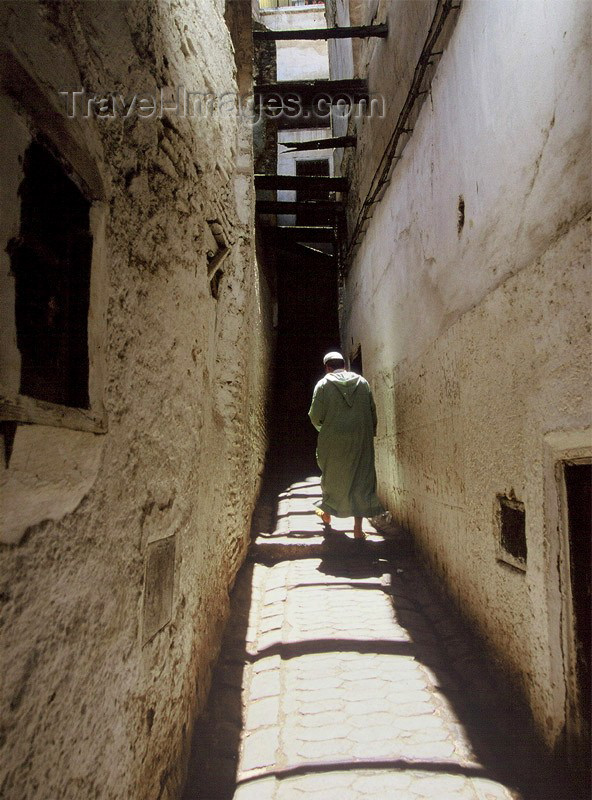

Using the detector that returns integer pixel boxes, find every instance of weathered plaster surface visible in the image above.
[0,1,271,798]
[1,425,105,544]
[338,0,591,747]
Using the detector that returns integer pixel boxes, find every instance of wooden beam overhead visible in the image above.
[280,135,357,152]
[255,78,368,107]
[253,24,388,42]
[255,174,348,192]
[256,200,344,215]
[265,225,337,243]
[274,113,331,131]
[258,227,336,264]
[274,113,331,130]
[268,239,336,265]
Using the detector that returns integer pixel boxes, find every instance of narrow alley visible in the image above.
[183,471,578,800]
[0,1,590,799]
[181,206,582,798]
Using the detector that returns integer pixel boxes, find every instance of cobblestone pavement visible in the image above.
[183,477,580,800]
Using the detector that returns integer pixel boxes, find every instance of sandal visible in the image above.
[314,509,331,525]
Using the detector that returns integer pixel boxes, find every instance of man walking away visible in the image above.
[308,351,384,539]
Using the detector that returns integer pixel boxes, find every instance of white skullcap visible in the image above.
[323,351,344,364]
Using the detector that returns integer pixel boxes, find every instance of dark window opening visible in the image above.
[295,158,332,227]
[498,494,527,563]
[9,139,92,408]
[564,461,591,754]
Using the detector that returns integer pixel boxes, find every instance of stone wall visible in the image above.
[0,1,272,798]
[335,0,591,752]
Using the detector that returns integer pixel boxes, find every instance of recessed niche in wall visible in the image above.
[563,459,591,746]
[496,494,527,571]
[143,536,176,644]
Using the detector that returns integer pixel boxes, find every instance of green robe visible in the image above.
[308,370,384,518]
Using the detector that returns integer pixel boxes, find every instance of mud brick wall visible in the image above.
[0,2,272,798]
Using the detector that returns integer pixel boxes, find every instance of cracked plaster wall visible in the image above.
[0,1,272,798]
[337,0,591,748]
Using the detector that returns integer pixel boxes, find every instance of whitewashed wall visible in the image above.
[339,0,591,749]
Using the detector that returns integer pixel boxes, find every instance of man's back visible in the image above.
[309,370,376,437]
[309,368,382,520]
